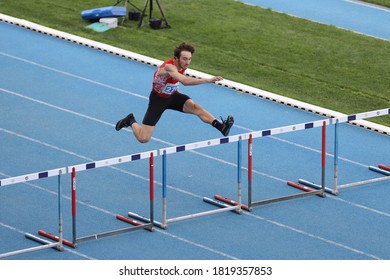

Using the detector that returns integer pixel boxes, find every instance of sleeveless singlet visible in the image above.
[152,58,185,98]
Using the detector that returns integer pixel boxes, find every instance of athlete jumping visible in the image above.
[115,42,234,143]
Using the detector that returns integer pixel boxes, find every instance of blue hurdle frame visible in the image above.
[0,167,66,259]
[36,150,157,248]
[331,109,390,195]
[291,109,390,195]
[131,135,243,229]
[246,119,328,209]
[159,136,243,229]
[65,150,157,246]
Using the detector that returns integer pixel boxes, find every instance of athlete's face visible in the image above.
[176,51,192,70]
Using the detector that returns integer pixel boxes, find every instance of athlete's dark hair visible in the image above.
[174,42,195,58]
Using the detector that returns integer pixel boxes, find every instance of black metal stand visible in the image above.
[138,0,170,29]
[114,0,142,24]
[114,0,142,12]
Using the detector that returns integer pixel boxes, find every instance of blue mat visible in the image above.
[81,6,126,21]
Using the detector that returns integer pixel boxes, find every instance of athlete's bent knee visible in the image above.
[137,135,151,144]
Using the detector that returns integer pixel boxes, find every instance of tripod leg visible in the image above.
[155,0,170,28]
[122,0,127,25]
[138,0,149,28]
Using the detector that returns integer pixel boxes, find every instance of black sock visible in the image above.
[129,120,136,127]
[212,119,223,131]
[128,114,136,127]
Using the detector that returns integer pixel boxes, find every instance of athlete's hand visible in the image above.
[209,76,223,83]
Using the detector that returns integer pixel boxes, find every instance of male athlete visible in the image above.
[115,42,234,143]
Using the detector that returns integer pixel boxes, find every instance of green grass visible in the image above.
[363,0,390,7]
[1,0,389,126]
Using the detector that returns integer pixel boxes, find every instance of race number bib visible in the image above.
[162,83,179,95]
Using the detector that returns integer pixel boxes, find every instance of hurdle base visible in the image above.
[162,200,239,228]
[116,215,153,232]
[203,197,243,214]
[287,181,326,198]
[75,222,154,244]
[378,164,390,172]
[335,164,390,191]
[369,166,390,176]
[38,230,76,248]
[25,233,64,251]
[0,234,62,259]
[127,212,163,229]
[298,179,334,195]
[212,194,250,211]
[251,189,324,207]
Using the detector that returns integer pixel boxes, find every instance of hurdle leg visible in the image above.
[17,173,65,257]
[255,121,329,207]
[289,121,332,195]
[320,121,327,197]
[148,152,155,231]
[36,173,72,248]
[57,173,64,251]
[236,136,243,214]
[161,151,168,229]
[248,133,253,211]
[208,135,251,211]
[116,152,156,232]
[39,168,77,248]
[71,167,77,246]
[333,120,340,195]
[30,173,65,251]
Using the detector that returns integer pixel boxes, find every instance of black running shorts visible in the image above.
[142,91,191,126]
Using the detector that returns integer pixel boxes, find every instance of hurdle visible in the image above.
[210,119,330,211]
[162,135,243,229]
[300,108,390,195]
[38,150,157,247]
[250,119,329,209]
[0,167,66,259]
[140,135,244,229]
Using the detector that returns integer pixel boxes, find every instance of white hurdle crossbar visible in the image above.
[0,167,66,259]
